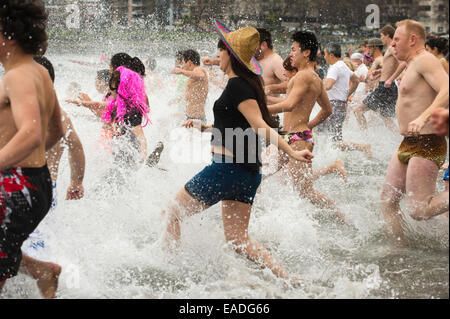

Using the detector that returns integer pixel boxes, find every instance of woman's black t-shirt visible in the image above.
[211,77,263,172]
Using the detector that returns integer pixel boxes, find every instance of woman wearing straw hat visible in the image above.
[162,20,313,282]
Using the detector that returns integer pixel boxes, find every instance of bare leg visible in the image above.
[337,141,373,158]
[0,279,5,293]
[411,191,449,220]
[312,160,348,182]
[404,157,440,221]
[19,254,61,299]
[380,153,408,247]
[162,188,209,248]
[221,200,298,284]
[287,141,347,224]
[354,103,370,130]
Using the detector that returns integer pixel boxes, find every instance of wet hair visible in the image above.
[110,53,146,77]
[111,53,132,71]
[182,49,200,66]
[381,25,396,39]
[97,69,110,83]
[129,57,146,77]
[283,56,298,72]
[426,36,449,56]
[292,31,319,62]
[146,58,157,72]
[325,43,342,58]
[257,28,273,50]
[175,51,183,63]
[33,56,54,83]
[218,40,278,129]
[0,0,48,55]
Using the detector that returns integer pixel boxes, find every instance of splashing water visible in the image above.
[2,40,448,299]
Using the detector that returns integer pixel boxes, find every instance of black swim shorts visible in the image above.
[0,166,52,281]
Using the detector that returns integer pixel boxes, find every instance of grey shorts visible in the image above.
[363,82,398,117]
[317,100,347,142]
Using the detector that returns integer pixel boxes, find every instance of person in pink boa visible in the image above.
[102,66,150,164]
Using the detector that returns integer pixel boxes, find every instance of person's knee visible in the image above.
[380,186,402,209]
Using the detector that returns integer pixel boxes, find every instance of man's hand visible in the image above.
[66,99,81,106]
[384,79,393,88]
[170,68,183,75]
[66,184,84,200]
[290,150,314,163]
[202,57,219,66]
[182,119,204,132]
[430,108,449,137]
[407,117,427,136]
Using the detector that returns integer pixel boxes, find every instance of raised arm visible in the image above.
[408,56,450,135]
[265,81,288,95]
[171,67,206,81]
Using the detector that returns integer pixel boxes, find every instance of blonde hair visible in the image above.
[343,57,356,71]
[396,19,426,41]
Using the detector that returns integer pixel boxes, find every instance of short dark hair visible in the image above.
[111,53,132,71]
[33,56,54,82]
[325,43,342,58]
[426,36,449,55]
[129,57,146,77]
[292,31,319,62]
[182,49,200,66]
[380,25,395,39]
[257,28,273,50]
[0,0,48,55]
[96,69,110,84]
[283,56,298,72]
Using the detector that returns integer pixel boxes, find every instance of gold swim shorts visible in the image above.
[397,134,448,168]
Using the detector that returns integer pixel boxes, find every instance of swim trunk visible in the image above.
[397,134,448,169]
[184,154,262,206]
[282,130,314,146]
[363,81,398,118]
[317,100,347,142]
[185,115,207,125]
[0,166,52,281]
[444,168,449,182]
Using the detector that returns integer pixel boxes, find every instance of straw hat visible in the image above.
[214,20,263,76]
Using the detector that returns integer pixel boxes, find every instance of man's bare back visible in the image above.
[259,52,287,87]
[185,66,209,119]
[0,60,59,168]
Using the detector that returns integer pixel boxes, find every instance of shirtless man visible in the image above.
[171,49,209,124]
[354,25,407,131]
[380,19,449,246]
[254,28,288,97]
[0,0,64,298]
[267,31,346,223]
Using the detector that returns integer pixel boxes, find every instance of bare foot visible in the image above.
[332,160,348,182]
[36,262,61,299]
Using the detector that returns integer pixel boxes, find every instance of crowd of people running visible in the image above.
[0,0,448,298]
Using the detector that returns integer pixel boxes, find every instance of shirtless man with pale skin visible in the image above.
[381,19,449,246]
[0,0,64,298]
[171,49,209,124]
[266,31,347,223]
[354,25,407,131]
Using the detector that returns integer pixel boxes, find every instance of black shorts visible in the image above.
[0,166,52,281]
[363,81,398,117]
[316,100,347,142]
